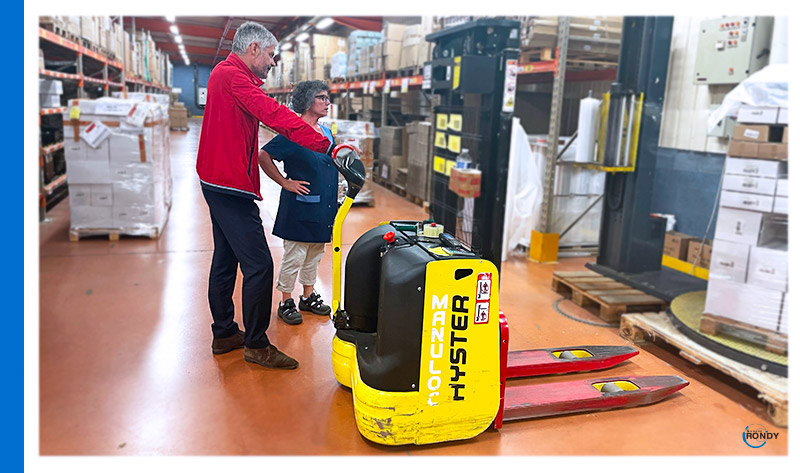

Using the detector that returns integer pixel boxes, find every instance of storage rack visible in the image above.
[38,24,170,221]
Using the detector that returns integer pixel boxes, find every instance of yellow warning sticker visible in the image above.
[453,56,461,90]
[437,113,448,130]
[434,156,446,174]
[435,132,447,149]
[448,114,462,132]
[445,160,456,176]
[448,134,462,154]
[69,106,81,120]
[331,122,338,134]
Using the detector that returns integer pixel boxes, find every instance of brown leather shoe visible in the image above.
[211,330,245,354]
[244,345,299,370]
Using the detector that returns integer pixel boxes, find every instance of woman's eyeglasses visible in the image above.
[315,95,331,103]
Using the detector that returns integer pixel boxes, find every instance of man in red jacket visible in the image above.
[197,21,338,370]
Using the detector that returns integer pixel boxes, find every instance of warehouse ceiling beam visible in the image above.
[214,17,233,65]
[123,17,225,39]
[331,16,382,32]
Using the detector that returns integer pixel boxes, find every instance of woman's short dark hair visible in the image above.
[289,80,330,114]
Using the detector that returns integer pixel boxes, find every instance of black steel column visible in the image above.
[596,17,674,274]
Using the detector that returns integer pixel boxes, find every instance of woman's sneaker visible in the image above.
[298,291,332,316]
[277,298,303,325]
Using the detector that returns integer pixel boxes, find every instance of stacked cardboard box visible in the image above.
[378,126,407,185]
[62,97,171,236]
[80,16,98,45]
[346,30,382,77]
[663,231,699,261]
[399,25,422,70]
[310,34,346,80]
[39,79,63,108]
[406,121,433,202]
[169,103,188,129]
[381,22,405,72]
[686,240,713,269]
[320,119,375,206]
[703,106,789,336]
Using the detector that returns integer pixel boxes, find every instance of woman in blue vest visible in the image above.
[259,80,338,325]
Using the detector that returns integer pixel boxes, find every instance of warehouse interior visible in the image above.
[31,9,794,464]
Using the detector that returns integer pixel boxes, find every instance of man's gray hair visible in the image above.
[289,80,330,114]
[231,21,278,54]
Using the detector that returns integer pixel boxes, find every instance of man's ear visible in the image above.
[249,42,260,57]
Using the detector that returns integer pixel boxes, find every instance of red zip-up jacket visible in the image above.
[196,53,334,200]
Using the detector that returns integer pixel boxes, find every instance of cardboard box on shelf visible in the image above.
[383,22,406,42]
[663,231,699,260]
[686,240,712,268]
[708,239,750,283]
[737,106,779,125]
[782,126,788,143]
[732,124,771,142]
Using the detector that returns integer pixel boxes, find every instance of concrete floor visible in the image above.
[38,118,787,455]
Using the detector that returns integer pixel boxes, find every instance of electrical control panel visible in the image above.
[694,16,774,85]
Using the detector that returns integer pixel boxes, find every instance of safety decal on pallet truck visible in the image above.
[475,272,492,324]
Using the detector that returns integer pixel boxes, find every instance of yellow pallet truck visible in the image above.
[328,146,688,446]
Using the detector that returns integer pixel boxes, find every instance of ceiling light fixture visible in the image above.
[295,32,309,42]
[165,15,175,22]
[183,57,190,66]
[280,42,293,51]
[170,25,179,35]
[316,17,334,30]
[175,35,183,44]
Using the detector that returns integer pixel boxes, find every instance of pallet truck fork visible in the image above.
[327,149,688,446]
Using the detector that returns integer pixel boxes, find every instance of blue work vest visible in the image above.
[262,126,338,243]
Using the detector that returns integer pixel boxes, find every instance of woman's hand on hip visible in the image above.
[283,179,311,195]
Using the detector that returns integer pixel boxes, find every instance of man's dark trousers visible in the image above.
[202,188,273,349]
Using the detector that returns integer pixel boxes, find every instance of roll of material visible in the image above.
[423,223,444,237]
[575,97,601,163]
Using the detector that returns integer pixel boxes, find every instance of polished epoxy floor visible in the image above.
[39,119,787,455]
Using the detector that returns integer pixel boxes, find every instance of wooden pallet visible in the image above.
[699,313,788,355]
[551,271,668,323]
[69,226,161,242]
[406,193,426,207]
[620,311,788,427]
[397,66,423,77]
[520,47,554,62]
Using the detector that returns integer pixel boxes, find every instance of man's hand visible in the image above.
[282,178,310,195]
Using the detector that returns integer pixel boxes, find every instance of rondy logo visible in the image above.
[743,424,779,448]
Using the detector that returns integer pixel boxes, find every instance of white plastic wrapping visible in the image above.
[319,118,376,205]
[63,97,172,236]
[501,118,543,261]
[575,97,601,163]
[528,134,606,248]
[707,64,789,133]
